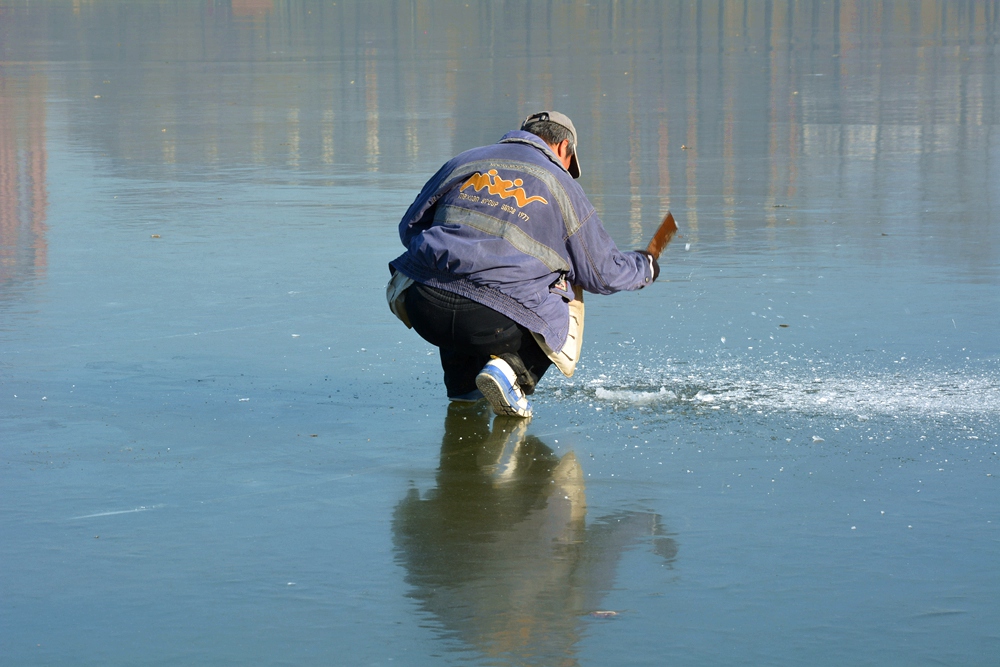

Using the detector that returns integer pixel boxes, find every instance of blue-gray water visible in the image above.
[2,2,998,665]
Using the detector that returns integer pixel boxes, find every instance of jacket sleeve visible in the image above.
[564,208,654,295]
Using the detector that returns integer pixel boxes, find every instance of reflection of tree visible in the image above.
[393,403,677,665]
[0,68,47,298]
[231,0,274,20]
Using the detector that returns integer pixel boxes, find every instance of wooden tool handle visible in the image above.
[645,211,678,259]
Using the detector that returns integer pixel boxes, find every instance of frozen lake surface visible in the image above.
[2,2,999,665]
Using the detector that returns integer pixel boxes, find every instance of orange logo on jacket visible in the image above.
[460,170,548,208]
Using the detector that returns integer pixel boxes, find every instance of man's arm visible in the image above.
[564,209,656,294]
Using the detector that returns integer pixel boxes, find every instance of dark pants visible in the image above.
[404,283,553,398]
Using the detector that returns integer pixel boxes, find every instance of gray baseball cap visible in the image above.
[521,110,581,179]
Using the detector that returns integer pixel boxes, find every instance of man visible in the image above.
[387,111,659,418]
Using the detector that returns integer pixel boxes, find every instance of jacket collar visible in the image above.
[497,130,569,175]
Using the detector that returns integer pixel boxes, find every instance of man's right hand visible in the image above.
[638,250,660,284]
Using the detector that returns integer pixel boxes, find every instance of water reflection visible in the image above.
[3,1,994,261]
[231,0,273,21]
[393,404,677,664]
[0,67,48,301]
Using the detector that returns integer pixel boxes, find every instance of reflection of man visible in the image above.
[387,112,659,418]
[392,404,677,664]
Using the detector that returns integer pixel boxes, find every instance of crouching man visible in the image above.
[387,111,658,418]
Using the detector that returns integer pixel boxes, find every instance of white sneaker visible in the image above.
[475,358,533,418]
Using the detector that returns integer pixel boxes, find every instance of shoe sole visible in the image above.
[476,369,531,418]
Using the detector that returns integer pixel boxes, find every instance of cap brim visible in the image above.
[568,152,581,179]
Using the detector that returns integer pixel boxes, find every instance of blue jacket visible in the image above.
[390,131,653,353]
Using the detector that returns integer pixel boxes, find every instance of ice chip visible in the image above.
[595,387,676,405]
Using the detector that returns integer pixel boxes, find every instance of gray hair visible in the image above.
[521,120,575,156]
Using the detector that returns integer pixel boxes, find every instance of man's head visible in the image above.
[520,111,581,179]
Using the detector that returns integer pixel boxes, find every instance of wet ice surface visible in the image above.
[2,2,1000,666]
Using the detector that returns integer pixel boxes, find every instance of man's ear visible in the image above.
[555,139,571,159]
[552,139,573,168]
